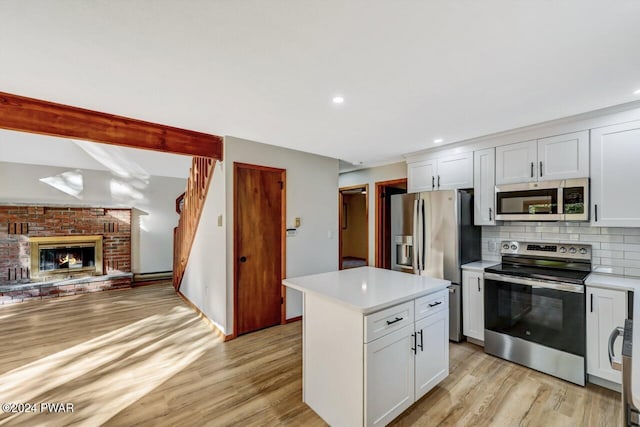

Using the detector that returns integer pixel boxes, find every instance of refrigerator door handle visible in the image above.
[412,200,420,273]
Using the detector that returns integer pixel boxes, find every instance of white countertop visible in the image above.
[283,266,450,315]
[585,273,640,409]
[461,260,499,272]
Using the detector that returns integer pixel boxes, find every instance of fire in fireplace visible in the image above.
[29,235,103,279]
[39,246,96,272]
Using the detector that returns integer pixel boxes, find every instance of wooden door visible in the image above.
[234,163,285,336]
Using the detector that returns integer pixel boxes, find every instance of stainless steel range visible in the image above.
[484,241,591,386]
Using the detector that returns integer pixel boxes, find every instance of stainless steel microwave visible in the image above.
[495,178,589,221]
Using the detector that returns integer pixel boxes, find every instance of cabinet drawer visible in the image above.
[415,290,448,321]
[365,301,414,343]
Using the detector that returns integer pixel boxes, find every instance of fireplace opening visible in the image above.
[30,235,103,279]
[39,246,96,272]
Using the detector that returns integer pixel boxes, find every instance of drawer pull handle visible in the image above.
[386,317,403,325]
[428,301,442,307]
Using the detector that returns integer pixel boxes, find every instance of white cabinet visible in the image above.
[365,325,415,426]
[414,310,448,400]
[586,286,627,384]
[407,152,473,193]
[537,132,589,180]
[591,121,640,227]
[473,148,496,225]
[363,289,449,426]
[495,140,537,184]
[495,131,589,185]
[462,270,484,342]
[436,152,474,190]
[407,159,436,193]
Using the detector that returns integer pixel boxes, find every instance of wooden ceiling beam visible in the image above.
[0,91,223,159]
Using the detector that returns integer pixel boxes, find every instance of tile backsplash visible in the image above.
[481,222,640,277]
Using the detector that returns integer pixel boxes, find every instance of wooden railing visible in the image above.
[173,156,215,290]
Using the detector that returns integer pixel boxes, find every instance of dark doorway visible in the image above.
[375,179,407,269]
[339,185,368,270]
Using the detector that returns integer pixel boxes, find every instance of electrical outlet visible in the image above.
[488,240,497,252]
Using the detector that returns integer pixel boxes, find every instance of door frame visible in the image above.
[233,162,287,338]
[338,184,369,270]
[374,178,408,268]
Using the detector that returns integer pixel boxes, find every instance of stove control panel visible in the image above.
[500,241,591,260]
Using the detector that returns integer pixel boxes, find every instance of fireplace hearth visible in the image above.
[30,236,103,279]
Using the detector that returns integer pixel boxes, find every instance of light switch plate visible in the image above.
[294,217,301,227]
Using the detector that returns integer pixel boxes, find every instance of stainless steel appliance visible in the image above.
[390,189,481,342]
[610,318,638,426]
[484,241,592,385]
[495,178,589,221]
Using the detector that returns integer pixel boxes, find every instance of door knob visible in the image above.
[239,256,247,263]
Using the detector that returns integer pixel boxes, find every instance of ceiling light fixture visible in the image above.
[634,89,640,95]
[332,96,345,104]
[434,138,444,144]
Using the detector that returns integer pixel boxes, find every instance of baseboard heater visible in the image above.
[133,271,172,283]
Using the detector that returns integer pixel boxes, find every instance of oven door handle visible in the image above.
[484,272,584,293]
[608,326,624,372]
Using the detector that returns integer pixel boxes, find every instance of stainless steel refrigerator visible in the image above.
[390,189,481,342]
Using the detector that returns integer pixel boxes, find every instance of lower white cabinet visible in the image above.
[365,325,415,426]
[586,286,627,384]
[462,270,484,342]
[365,290,449,426]
[414,310,449,400]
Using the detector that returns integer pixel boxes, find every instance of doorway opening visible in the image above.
[338,184,368,270]
[375,178,408,269]
[233,162,286,336]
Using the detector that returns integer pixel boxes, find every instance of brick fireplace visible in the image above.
[0,206,133,304]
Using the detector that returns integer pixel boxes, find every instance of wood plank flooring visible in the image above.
[0,283,620,426]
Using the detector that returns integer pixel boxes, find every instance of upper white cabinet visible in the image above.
[407,159,436,193]
[407,152,473,193]
[586,286,627,384]
[436,152,474,190]
[591,120,640,227]
[495,131,589,185]
[495,140,538,184]
[537,131,589,180]
[473,148,495,225]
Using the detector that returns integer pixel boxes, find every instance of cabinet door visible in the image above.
[473,148,496,225]
[591,121,640,227]
[495,140,537,184]
[407,160,436,193]
[586,286,626,384]
[414,310,449,401]
[462,271,484,341]
[436,152,473,190]
[365,325,415,426]
[537,131,589,181]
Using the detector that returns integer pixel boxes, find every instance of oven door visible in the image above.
[495,180,563,221]
[484,273,585,357]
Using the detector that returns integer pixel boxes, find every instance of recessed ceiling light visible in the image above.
[634,89,640,95]
[434,138,443,144]
[332,96,345,104]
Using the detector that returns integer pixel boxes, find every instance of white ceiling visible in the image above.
[1,1,639,167]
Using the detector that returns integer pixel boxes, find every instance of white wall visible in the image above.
[0,161,185,273]
[338,162,407,264]
[225,136,339,329]
[180,162,228,332]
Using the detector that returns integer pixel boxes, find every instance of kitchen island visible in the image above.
[283,267,450,427]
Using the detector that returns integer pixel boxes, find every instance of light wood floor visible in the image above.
[0,283,620,426]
